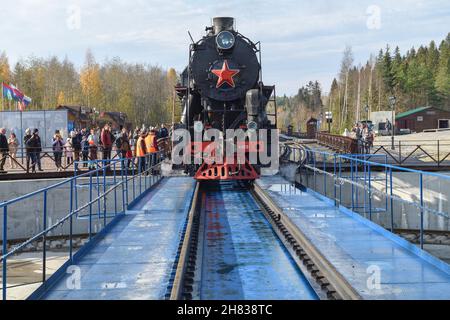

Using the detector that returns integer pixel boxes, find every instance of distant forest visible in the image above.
[1,33,449,132]
[277,33,450,133]
[0,50,177,127]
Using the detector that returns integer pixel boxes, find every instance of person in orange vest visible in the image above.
[145,128,159,169]
[136,130,147,173]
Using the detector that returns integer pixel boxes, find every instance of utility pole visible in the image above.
[356,67,361,121]
[368,64,373,118]
[325,111,333,133]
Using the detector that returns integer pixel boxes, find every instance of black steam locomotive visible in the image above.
[177,17,277,180]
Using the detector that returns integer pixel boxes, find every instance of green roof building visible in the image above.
[395,106,450,132]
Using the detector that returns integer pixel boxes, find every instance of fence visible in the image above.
[372,140,450,166]
[0,137,171,174]
[316,132,359,154]
[283,144,450,250]
[0,110,69,156]
[0,152,163,300]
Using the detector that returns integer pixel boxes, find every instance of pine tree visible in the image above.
[381,45,395,94]
[435,35,450,106]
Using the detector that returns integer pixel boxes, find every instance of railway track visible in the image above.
[170,180,362,300]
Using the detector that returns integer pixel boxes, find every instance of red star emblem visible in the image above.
[211,60,240,88]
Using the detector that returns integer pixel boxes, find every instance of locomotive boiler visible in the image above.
[177,17,277,180]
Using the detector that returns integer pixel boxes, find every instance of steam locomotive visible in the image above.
[177,17,277,180]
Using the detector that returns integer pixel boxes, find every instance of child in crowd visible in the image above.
[64,137,74,166]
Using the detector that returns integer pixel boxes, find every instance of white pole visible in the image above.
[1,82,4,112]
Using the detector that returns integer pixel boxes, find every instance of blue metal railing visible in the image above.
[0,152,163,300]
[287,146,450,250]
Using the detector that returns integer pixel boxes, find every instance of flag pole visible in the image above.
[1,82,4,112]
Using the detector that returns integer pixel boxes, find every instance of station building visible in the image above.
[395,106,450,132]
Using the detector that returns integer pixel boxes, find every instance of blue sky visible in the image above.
[0,0,449,95]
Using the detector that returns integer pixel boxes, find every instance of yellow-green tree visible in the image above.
[57,91,65,105]
[0,52,10,110]
[0,51,10,83]
[80,49,102,107]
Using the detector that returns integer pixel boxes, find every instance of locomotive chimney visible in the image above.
[212,17,234,34]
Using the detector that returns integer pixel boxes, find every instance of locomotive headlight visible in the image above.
[216,31,235,50]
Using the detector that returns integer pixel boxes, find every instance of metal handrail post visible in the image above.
[313,152,316,191]
[389,168,394,232]
[368,163,372,221]
[437,140,440,166]
[145,156,148,191]
[385,160,388,213]
[339,158,342,205]
[42,190,48,282]
[74,162,78,215]
[121,163,126,213]
[89,174,93,240]
[323,154,327,197]
[333,154,337,205]
[113,162,117,215]
[2,205,7,300]
[363,158,367,213]
[351,159,354,211]
[102,163,107,226]
[96,162,101,217]
[138,156,142,196]
[125,163,129,208]
[420,173,424,249]
[69,180,73,261]
[132,160,136,200]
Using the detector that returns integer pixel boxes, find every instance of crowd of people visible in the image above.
[349,122,375,154]
[0,123,170,174]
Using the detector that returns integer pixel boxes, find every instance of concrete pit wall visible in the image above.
[0,176,153,241]
[293,168,450,232]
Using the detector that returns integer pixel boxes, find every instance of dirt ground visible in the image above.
[0,251,70,300]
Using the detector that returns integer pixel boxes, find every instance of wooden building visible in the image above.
[56,105,130,131]
[395,106,450,133]
[56,105,92,131]
[306,117,318,139]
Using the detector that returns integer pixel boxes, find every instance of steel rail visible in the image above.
[170,182,200,300]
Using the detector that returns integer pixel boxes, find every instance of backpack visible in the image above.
[115,137,123,149]
[25,136,35,148]
[110,131,116,144]
[81,139,89,152]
